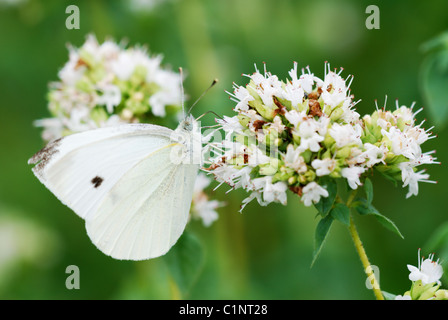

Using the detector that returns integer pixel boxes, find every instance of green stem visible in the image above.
[169,275,182,300]
[346,190,384,300]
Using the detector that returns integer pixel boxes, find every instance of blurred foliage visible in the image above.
[0,0,447,299]
[420,31,448,128]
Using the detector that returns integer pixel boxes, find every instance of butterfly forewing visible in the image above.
[29,123,199,260]
[28,124,173,220]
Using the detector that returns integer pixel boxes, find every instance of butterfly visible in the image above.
[28,75,217,261]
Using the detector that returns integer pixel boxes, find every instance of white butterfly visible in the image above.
[28,114,203,261]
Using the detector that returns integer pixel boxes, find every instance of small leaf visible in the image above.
[364,178,373,205]
[373,213,404,239]
[311,214,334,267]
[421,31,448,54]
[354,199,404,239]
[314,178,337,217]
[330,203,350,226]
[163,231,204,298]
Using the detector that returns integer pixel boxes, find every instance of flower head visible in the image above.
[407,249,444,285]
[37,34,182,142]
[205,62,438,210]
[393,249,446,300]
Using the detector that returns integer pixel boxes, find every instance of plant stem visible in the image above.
[169,275,182,300]
[346,190,384,300]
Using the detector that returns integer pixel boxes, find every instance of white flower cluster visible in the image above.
[206,62,438,210]
[395,249,447,300]
[36,34,182,142]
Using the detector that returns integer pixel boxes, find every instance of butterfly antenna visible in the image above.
[187,78,219,115]
[179,67,186,118]
[196,110,224,121]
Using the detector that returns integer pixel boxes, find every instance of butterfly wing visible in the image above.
[29,124,174,221]
[85,144,198,260]
[29,122,200,260]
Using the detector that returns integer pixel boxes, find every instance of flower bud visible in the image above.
[259,159,280,176]
[329,106,344,122]
[249,99,277,121]
[434,289,448,300]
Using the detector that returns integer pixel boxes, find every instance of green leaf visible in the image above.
[364,178,373,205]
[420,49,448,128]
[382,291,398,300]
[162,231,204,298]
[311,214,334,267]
[314,178,337,217]
[421,31,448,54]
[330,203,350,226]
[354,199,404,239]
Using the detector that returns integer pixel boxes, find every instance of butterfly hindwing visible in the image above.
[86,143,198,260]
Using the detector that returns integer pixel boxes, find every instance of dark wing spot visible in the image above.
[91,176,104,188]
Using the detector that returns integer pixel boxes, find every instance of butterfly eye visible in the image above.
[183,121,193,131]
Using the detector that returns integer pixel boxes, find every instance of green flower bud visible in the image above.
[75,77,94,93]
[410,280,438,300]
[235,132,256,147]
[249,99,277,121]
[276,97,292,111]
[434,289,448,300]
[259,158,280,176]
[329,167,341,178]
[298,174,307,184]
[272,169,292,183]
[385,153,408,166]
[329,106,344,121]
[396,117,406,132]
[89,66,106,83]
[90,107,108,124]
[127,99,149,115]
[322,133,335,149]
[374,163,402,181]
[303,169,316,182]
[130,65,147,86]
[288,175,297,185]
[234,155,246,167]
[419,285,439,300]
[322,149,332,159]
[361,124,379,144]
[237,114,251,128]
[322,103,331,116]
[78,49,96,68]
[301,149,313,163]
[292,131,301,145]
[336,145,352,159]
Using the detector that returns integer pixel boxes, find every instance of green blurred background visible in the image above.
[0,0,447,300]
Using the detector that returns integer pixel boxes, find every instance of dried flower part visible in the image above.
[206,62,438,210]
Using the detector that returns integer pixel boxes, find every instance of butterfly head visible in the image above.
[178,114,197,132]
